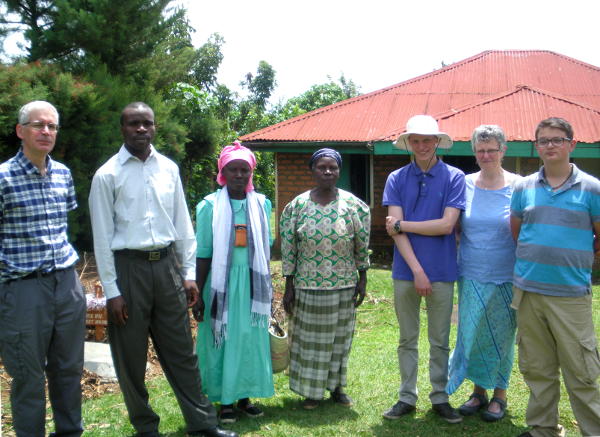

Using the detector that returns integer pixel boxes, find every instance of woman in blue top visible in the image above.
[446,125,519,422]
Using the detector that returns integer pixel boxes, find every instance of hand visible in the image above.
[192,297,205,322]
[107,296,128,326]
[386,216,399,236]
[353,280,366,307]
[183,280,199,308]
[595,236,600,255]
[413,270,432,296]
[283,279,295,316]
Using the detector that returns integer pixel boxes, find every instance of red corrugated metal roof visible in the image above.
[240,50,600,144]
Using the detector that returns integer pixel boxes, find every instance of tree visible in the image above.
[1,0,54,60]
[271,74,361,123]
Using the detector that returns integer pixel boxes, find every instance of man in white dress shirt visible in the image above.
[89,102,236,437]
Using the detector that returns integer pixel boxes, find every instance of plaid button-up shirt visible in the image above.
[0,149,79,282]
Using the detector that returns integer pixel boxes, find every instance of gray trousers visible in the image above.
[393,280,454,405]
[0,267,86,437]
[110,248,217,434]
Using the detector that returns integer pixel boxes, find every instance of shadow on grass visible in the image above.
[369,408,529,437]
[235,396,359,431]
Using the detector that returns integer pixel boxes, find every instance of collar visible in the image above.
[538,164,581,189]
[16,148,52,175]
[117,144,156,165]
[411,158,442,177]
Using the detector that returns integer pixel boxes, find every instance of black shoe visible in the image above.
[330,387,354,407]
[188,426,238,437]
[432,402,463,424]
[219,405,237,424]
[481,397,507,422]
[237,399,264,417]
[136,432,160,437]
[382,400,416,419]
[458,392,488,416]
[517,432,533,437]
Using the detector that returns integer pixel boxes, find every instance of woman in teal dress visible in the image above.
[193,142,274,424]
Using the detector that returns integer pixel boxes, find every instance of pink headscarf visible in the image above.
[216,141,257,193]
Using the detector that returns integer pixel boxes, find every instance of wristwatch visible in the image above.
[394,220,402,234]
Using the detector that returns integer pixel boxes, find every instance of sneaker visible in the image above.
[302,398,320,410]
[432,402,463,424]
[237,399,264,418]
[330,388,354,407]
[458,392,488,416]
[382,400,416,420]
[219,405,236,424]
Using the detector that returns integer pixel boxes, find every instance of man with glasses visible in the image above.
[89,102,235,437]
[382,115,465,423]
[0,101,86,436]
[511,117,600,437]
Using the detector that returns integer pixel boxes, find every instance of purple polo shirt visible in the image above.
[382,160,465,282]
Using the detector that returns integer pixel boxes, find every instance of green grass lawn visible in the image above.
[77,265,600,436]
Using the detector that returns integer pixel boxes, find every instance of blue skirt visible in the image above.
[446,278,516,394]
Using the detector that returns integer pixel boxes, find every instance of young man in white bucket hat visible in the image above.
[382,114,466,423]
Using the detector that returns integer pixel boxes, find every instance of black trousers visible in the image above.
[109,248,217,433]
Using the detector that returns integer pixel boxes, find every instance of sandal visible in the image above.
[458,392,488,416]
[481,397,507,422]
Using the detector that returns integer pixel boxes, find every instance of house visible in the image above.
[240,50,600,252]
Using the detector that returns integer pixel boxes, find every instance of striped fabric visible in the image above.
[0,150,78,282]
[289,287,356,399]
[510,164,600,296]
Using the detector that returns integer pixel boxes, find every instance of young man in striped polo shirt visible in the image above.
[510,117,600,437]
[0,101,86,436]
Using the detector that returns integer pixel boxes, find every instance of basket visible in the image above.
[269,317,289,373]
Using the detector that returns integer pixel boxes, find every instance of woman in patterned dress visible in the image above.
[280,148,371,410]
[446,125,519,422]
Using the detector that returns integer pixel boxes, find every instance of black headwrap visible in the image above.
[308,148,342,169]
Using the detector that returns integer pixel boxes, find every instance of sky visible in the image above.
[181,0,600,103]
[4,0,600,105]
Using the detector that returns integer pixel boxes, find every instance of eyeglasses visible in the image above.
[536,137,571,147]
[22,122,59,132]
[475,148,501,156]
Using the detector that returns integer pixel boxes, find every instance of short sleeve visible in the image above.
[510,179,524,218]
[195,198,214,258]
[446,170,466,211]
[382,171,402,207]
[279,198,298,277]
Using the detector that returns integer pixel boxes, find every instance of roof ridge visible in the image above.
[375,84,600,142]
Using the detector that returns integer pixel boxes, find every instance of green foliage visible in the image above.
[42,0,188,75]
[192,33,225,91]
[270,74,361,123]
[0,0,367,243]
[0,63,124,249]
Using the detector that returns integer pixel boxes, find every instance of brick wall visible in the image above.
[371,155,411,251]
[274,152,410,254]
[274,153,313,252]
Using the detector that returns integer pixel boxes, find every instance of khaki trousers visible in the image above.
[514,288,600,437]
[393,280,454,405]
